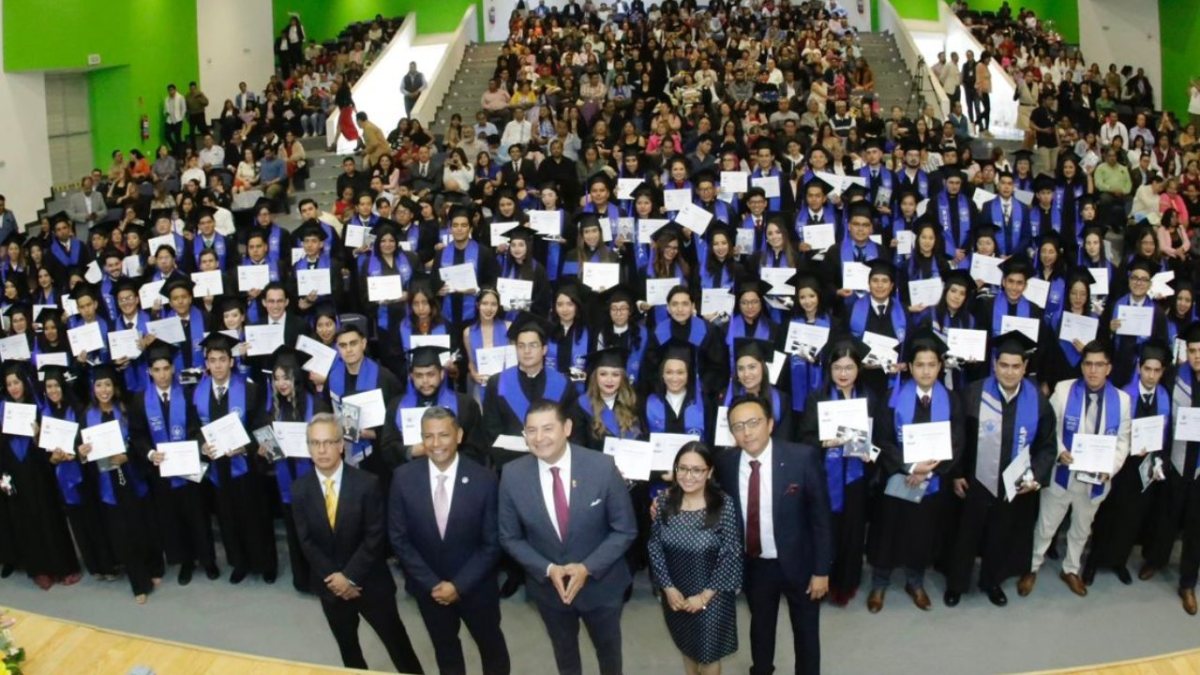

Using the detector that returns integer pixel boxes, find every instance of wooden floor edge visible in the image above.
[1019,645,1200,673]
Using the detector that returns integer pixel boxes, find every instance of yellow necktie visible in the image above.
[324,478,337,529]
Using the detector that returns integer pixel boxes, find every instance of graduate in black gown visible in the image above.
[42,366,115,580]
[78,364,165,603]
[641,285,729,401]
[725,338,792,442]
[642,339,713,444]
[798,335,888,606]
[378,345,485,468]
[944,332,1057,608]
[867,328,963,612]
[189,332,275,584]
[129,343,219,586]
[0,361,80,588]
[1085,340,1172,586]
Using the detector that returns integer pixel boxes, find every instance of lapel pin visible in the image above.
[572,479,578,488]
[461,476,469,484]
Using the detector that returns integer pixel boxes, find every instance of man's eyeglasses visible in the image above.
[306,439,342,450]
[730,417,765,434]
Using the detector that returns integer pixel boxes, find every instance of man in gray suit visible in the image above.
[498,399,637,675]
[69,176,107,227]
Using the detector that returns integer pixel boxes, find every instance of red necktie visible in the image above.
[551,466,569,541]
[746,459,762,557]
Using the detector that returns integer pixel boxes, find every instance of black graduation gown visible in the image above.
[798,388,890,594]
[88,407,164,597]
[946,381,1057,593]
[187,380,276,577]
[270,393,328,594]
[641,318,729,401]
[357,250,423,371]
[481,367,579,468]
[322,361,403,483]
[1088,389,1162,571]
[377,388,485,470]
[868,390,964,572]
[0,427,79,578]
[128,392,214,570]
[45,402,114,576]
[1144,379,1200,582]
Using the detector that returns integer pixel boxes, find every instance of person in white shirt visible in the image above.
[1189,79,1200,130]
[1020,341,1131,598]
[499,114,533,161]
[1099,112,1129,148]
[164,83,187,154]
[198,134,225,172]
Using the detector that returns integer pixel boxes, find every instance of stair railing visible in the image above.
[410,5,479,128]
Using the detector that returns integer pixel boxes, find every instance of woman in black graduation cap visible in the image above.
[594,287,650,385]
[1033,230,1070,327]
[260,345,328,593]
[696,220,743,301]
[548,283,591,388]
[867,328,964,612]
[1166,278,1197,347]
[3,302,34,349]
[638,223,692,318]
[798,334,888,606]
[359,219,422,373]
[561,212,621,281]
[724,337,792,442]
[644,339,711,443]
[42,365,115,581]
[464,288,510,404]
[569,347,644,449]
[722,279,778,365]
[495,224,551,318]
[783,271,839,418]
[77,363,164,603]
[0,361,81,589]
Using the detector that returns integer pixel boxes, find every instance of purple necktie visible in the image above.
[550,466,569,541]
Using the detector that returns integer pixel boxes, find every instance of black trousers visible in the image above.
[744,558,820,675]
[1145,471,1200,589]
[103,478,164,597]
[947,479,1037,592]
[154,480,215,569]
[534,597,623,675]
[976,92,991,130]
[165,122,183,153]
[187,113,207,144]
[321,588,424,673]
[415,591,510,675]
[212,471,277,575]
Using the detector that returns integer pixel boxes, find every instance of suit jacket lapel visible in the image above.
[773,445,788,524]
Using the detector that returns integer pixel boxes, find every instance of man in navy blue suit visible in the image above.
[498,399,637,675]
[716,394,833,675]
[389,406,510,675]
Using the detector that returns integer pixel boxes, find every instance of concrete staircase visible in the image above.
[277,135,345,229]
[858,32,921,115]
[428,42,506,136]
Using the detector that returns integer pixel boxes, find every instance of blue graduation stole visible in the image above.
[576,393,638,440]
[654,316,707,351]
[469,321,508,392]
[789,315,831,412]
[144,385,189,489]
[583,201,623,242]
[42,404,81,505]
[990,296,1033,337]
[840,237,880,265]
[193,233,229,268]
[497,366,568,421]
[699,261,734,291]
[896,168,929,198]
[263,225,285,264]
[824,387,865,513]
[891,379,951,495]
[724,385,782,426]
[1029,205,1063,240]
[849,295,907,343]
[560,246,602,279]
[990,199,1027,256]
[399,319,447,355]
[115,311,150,393]
[751,167,784,212]
[194,375,249,486]
[979,375,1041,466]
[395,223,420,253]
[50,238,83,269]
[1055,311,1096,368]
[164,306,208,373]
[350,212,379,229]
[440,240,480,323]
[0,401,32,462]
[268,395,315,504]
[545,210,566,281]
[100,276,119,323]
[725,314,771,361]
[624,324,648,383]
[663,180,693,221]
[1015,174,1033,192]
[860,165,894,200]
[936,192,972,255]
[1041,276,1067,328]
[399,382,459,413]
[1113,295,1155,353]
[328,356,380,462]
[1123,380,1170,451]
[1057,379,1122,498]
[791,204,837,245]
[85,406,147,504]
[645,391,705,437]
[366,252,413,331]
[547,325,589,375]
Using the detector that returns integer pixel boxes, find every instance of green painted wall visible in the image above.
[950,0,1079,44]
[890,0,941,22]
[273,0,478,40]
[2,0,199,169]
[1159,0,1200,119]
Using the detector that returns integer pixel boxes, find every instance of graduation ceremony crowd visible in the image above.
[4,0,1200,673]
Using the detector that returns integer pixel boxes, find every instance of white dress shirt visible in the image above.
[739,441,777,559]
[538,445,573,540]
[317,461,345,500]
[429,454,460,508]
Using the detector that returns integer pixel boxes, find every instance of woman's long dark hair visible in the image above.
[661,441,724,529]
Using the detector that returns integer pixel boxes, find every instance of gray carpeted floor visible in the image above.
[3,532,1199,675]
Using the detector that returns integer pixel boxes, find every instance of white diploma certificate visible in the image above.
[1175,407,1200,443]
[817,398,869,442]
[244,324,285,357]
[701,288,735,316]
[1115,305,1154,337]
[39,416,78,453]
[496,278,533,310]
[271,422,310,459]
[81,420,126,461]
[760,267,797,297]
[603,437,654,481]
[190,270,224,298]
[200,413,252,456]
[649,433,699,472]
[475,345,517,377]
[1000,315,1040,342]
[367,276,405,303]
[296,335,337,377]
[0,334,31,362]
[2,402,37,437]
[675,203,712,235]
[1023,278,1050,308]
[139,280,166,310]
[342,389,385,429]
[907,278,943,307]
[1131,415,1165,455]
[67,322,104,355]
[663,189,692,212]
[645,278,677,306]
[1059,313,1099,345]
[439,263,479,293]
[720,171,748,194]
[1069,433,1117,474]
[157,441,202,478]
[107,329,143,361]
[946,328,988,362]
[785,322,830,355]
[801,223,836,250]
[902,421,953,463]
[970,254,1004,285]
[581,262,621,292]
[296,269,332,296]
[841,262,871,292]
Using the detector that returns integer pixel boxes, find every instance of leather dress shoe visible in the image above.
[985,586,1008,607]
[867,589,885,613]
[1114,566,1133,585]
[204,564,220,581]
[1181,588,1198,616]
[177,564,194,587]
[943,590,961,607]
[229,568,248,585]
[1017,573,1036,597]
[1139,564,1159,581]
[1060,572,1088,597]
[905,585,931,610]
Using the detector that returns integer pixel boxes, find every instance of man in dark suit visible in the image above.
[255,282,310,346]
[293,413,425,673]
[498,400,637,675]
[389,407,510,675]
[716,394,832,675]
[499,143,538,190]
